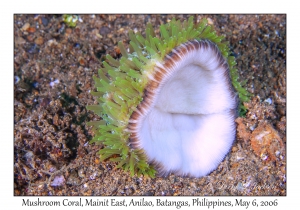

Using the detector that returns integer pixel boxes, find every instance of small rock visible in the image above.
[95,158,100,164]
[49,79,59,87]
[276,118,286,133]
[250,122,284,162]
[67,172,81,186]
[280,166,286,173]
[41,17,49,26]
[47,39,58,47]
[231,162,239,169]
[14,76,20,84]
[265,98,272,105]
[21,23,30,31]
[207,18,214,25]
[49,166,56,173]
[65,28,72,35]
[235,117,251,141]
[26,43,39,54]
[24,151,34,160]
[100,26,111,36]
[39,97,50,107]
[53,114,59,126]
[35,36,44,45]
[231,146,238,152]
[27,27,36,33]
[90,172,97,180]
[51,175,65,187]
[26,35,35,42]
[190,182,197,189]
[16,80,30,92]
[78,57,86,66]
[236,182,244,191]
[276,105,286,116]
[78,169,85,178]
[143,191,154,196]
[15,37,26,46]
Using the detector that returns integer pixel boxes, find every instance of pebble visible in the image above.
[39,97,50,107]
[49,166,56,173]
[276,105,286,116]
[21,23,30,31]
[58,23,65,34]
[41,17,49,26]
[32,81,39,88]
[51,175,65,187]
[67,173,81,186]
[78,57,86,66]
[207,18,214,25]
[34,36,44,45]
[50,79,59,87]
[78,169,85,178]
[24,151,34,160]
[190,182,197,189]
[17,80,30,92]
[95,158,100,164]
[65,28,72,35]
[280,166,285,174]
[47,39,58,47]
[143,191,154,196]
[89,172,97,180]
[264,98,272,104]
[249,124,256,131]
[231,146,238,152]
[14,76,20,84]
[100,26,111,36]
[15,37,26,46]
[26,43,39,54]
[231,162,239,169]
[236,182,244,191]
[250,122,284,162]
[26,35,35,42]
[27,27,36,33]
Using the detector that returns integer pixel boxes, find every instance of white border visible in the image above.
[2,0,296,209]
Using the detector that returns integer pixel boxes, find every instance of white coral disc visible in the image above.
[129,40,238,177]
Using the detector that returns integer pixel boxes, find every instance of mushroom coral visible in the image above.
[87,16,250,177]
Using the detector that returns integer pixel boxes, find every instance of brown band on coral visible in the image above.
[206,40,239,102]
